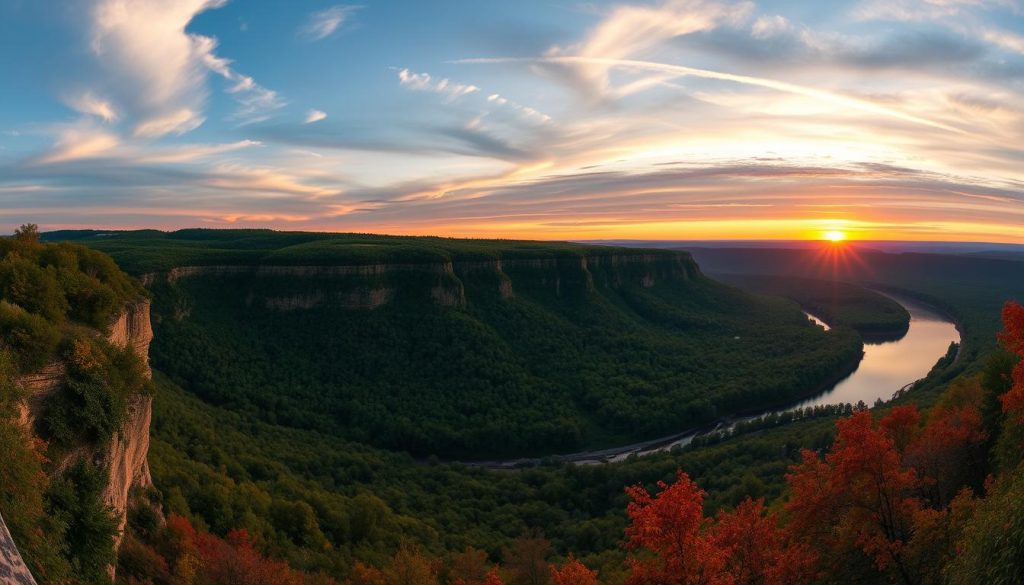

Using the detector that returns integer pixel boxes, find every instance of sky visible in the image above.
[1,0,1024,242]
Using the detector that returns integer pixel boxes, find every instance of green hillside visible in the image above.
[69,230,863,458]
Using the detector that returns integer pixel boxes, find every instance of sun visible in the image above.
[823,230,847,243]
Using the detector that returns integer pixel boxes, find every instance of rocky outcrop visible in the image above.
[8,299,154,579]
[141,251,701,311]
[99,300,155,550]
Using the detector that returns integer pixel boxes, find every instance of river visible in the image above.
[476,293,961,468]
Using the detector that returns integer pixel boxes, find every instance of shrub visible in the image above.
[0,301,61,372]
[41,337,150,450]
[45,460,119,585]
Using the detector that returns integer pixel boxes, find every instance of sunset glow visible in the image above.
[1,1,1023,242]
[824,231,847,243]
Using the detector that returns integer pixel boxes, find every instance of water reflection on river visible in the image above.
[604,294,960,463]
[795,295,959,409]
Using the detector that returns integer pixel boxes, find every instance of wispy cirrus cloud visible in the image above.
[461,55,966,134]
[541,0,753,101]
[34,120,120,165]
[300,5,359,41]
[397,68,480,100]
[64,91,119,123]
[853,0,1019,22]
[304,109,328,124]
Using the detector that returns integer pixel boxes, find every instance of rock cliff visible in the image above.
[141,251,700,311]
[1,299,154,584]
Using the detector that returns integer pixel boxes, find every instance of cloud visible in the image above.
[461,56,966,133]
[136,140,261,163]
[976,26,1024,54]
[251,119,536,162]
[436,125,534,161]
[133,108,205,138]
[486,94,552,123]
[194,34,286,124]
[304,109,328,124]
[678,16,989,74]
[853,0,1019,22]
[397,68,480,100]
[34,121,120,165]
[64,91,119,122]
[87,0,283,135]
[89,0,223,136]
[541,0,753,101]
[301,5,359,41]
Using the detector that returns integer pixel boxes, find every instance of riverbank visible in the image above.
[466,294,960,469]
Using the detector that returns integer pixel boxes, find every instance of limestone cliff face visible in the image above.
[99,299,155,548]
[141,251,700,312]
[8,299,154,577]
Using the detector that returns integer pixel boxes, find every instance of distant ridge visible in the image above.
[578,239,1024,256]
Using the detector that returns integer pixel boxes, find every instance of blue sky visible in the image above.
[2,0,1024,241]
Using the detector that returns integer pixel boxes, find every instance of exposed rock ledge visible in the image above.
[139,253,699,310]
[4,299,154,582]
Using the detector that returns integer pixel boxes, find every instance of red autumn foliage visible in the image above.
[788,411,921,574]
[484,568,507,585]
[710,498,817,585]
[347,562,387,585]
[549,556,598,585]
[624,472,815,585]
[625,471,726,585]
[998,301,1024,420]
[906,404,986,507]
[127,514,333,585]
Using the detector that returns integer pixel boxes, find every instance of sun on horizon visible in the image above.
[823,230,847,243]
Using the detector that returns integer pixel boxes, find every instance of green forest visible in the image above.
[145,267,861,458]
[714,274,911,339]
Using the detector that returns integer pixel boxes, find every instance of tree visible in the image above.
[549,556,597,585]
[710,498,817,585]
[383,544,438,585]
[949,466,1024,584]
[624,471,727,585]
[449,547,492,585]
[994,301,1024,471]
[347,563,387,585]
[503,532,551,585]
[997,301,1024,420]
[13,223,40,246]
[786,411,922,583]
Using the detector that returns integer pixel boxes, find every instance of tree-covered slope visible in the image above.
[69,230,863,459]
[714,274,911,340]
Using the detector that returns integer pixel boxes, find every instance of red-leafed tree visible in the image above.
[785,396,990,585]
[549,556,598,585]
[624,471,727,585]
[149,514,333,585]
[709,498,817,585]
[906,402,986,507]
[786,410,922,583]
[483,568,506,585]
[624,471,814,585]
[347,562,387,585]
[997,301,1024,420]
